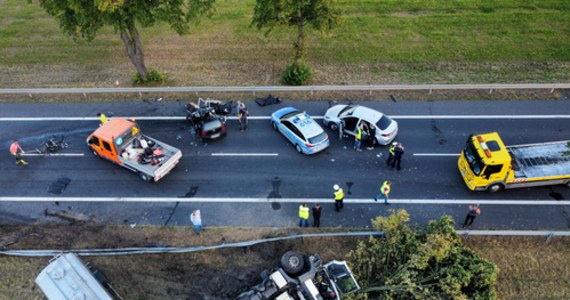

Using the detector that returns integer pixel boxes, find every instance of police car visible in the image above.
[271,107,330,155]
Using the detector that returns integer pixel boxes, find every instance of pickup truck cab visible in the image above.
[87,118,182,182]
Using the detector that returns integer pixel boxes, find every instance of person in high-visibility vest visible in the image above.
[374,181,391,205]
[386,142,397,165]
[333,184,345,212]
[97,113,109,125]
[298,203,309,227]
[354,123,363,151]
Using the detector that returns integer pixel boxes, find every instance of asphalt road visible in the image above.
[1,99,569,230]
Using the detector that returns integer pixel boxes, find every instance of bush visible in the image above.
[132,68,165,85]
[281,62,313,86]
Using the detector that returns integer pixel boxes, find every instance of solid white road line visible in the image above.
[0,197,569,205]
[211,153,279,156]
[413,153,459,157]
[1,114,570,122]
[21,153,85,157]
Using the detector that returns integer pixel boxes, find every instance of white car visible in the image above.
[323,105,398,145]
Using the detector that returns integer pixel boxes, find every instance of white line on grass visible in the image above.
[0,197,568,205]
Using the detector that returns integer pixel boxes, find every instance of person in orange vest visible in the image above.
[333,184,345,212]
[462,204,481,229]
[374,180,391,205]
[9,139,28,166]
[298,203,309,227]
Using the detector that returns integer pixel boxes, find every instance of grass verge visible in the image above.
[0,225,569,299]
[0,0,568,90]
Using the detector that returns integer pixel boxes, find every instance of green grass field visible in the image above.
[0,0,569,87]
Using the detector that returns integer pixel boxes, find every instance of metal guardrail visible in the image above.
[1,83,569,97]
[0,230,568,257]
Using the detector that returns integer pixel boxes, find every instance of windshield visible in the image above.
[464,138,485,176]
[308,132,327,144]
[376,115,393,130]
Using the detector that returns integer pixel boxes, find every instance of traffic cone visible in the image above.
[115,80,120,88]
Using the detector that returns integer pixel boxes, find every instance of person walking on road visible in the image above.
[312,203,322,228]
[386,142,397,165]
[10,139,28,166]
[462,204,481,229]
[374,180,391,205]
[190,210,204,236]
[366,124,376,150]
[298,203,309,227]
[392,143,405,170]
[354,123,363,151]
[238,102,249,132]
[333,184,345,212]
[97,112,109,125]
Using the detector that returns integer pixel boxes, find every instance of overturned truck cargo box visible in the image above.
[35,253,117,300]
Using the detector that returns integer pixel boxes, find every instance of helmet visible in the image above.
[333,184,339,190]
[392,142,398,146]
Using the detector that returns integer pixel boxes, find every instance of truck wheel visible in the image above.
[91,149,99,157]
[139,173,152,182]
[280,251,304,276]
[487,183,503,193]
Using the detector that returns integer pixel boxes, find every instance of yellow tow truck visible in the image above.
[458,132,570,192]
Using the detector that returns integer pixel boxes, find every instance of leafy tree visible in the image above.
[252,0,341,84]
[38,0,214,81]
[347,210,498,299]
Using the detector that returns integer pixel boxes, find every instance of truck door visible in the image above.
[482,164,504,181]
[99,139,119,163]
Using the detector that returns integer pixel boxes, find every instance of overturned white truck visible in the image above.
[238,251,360,300]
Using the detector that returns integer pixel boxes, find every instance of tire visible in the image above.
[272,122,278,131]
[487,183,503,193]
[295,144,303,154]
[139,172,153,182]
[91,149,99,157]
[280,251,304,276]
[329,122,338,131]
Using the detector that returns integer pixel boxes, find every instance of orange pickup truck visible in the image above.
[87,118,182,182]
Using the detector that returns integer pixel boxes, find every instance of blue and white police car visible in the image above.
[271,107,330,155]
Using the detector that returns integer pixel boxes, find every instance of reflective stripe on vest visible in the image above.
[334,188,344,200]
[381,181,390,195]
[356,127,362,139]
[299,205,309,219]
[389,145,395,155]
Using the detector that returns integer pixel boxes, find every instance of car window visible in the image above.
[102,141,112,152]
[339,105,355,117]
[376,115,393,131]
[308,132,327,144]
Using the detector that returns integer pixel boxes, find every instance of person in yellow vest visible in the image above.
[374,181,391,205]
[298,203,309,227]
[386,142,397,165]
[354,123,363,151]
[97,113,109,125]
[333,184,345,212]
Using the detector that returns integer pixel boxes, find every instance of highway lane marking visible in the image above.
[1,197,569,205]
[2,114,570,121]
[414,153,459,157]
[21,153,85,157]
[211,153,279,156]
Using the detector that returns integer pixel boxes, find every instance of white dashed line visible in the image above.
[211,153,279,157]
